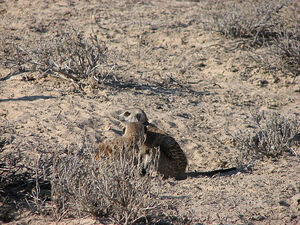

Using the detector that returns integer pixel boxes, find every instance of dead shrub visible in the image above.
[23,152,53,216]
[0,121,54,221]
[203,0,299,76]
[248,28,299,77]
[51,140,161,224]
[0,28,109,83]
[0,142,53,222]
[0,124,190,223]
[204,0,291,46]
[271,30,300,76]
[234,111,300,163]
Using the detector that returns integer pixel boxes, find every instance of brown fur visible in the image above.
[118,108,188,180]
[95,122,146,161]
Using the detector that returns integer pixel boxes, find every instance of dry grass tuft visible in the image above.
[51,139,161,224]
[0,123,193,224]
[203,0,299,76]
[204,0,291,45]
[235,111,300,165]
[0,28,109,83]
[271,30,300,76]
[0,142,53,222]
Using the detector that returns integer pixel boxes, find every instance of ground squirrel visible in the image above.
[95,122,146,164]
[118,108,188,180]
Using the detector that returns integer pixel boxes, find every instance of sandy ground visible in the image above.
[0,0,299,224]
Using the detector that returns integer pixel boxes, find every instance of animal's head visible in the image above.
[118,108,149,125]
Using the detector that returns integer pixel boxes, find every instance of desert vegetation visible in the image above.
[234,111,300,168]
[0,0,299,224]
[203,0,299,76]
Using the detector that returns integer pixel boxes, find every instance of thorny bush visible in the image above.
[51,140,160,225]
[235,111,300,164]
[0,28,108,81]
[203,0,299,76]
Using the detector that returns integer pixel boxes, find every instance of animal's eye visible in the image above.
[124,111,130,117]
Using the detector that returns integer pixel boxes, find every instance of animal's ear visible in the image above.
[122,127,126,134]
[136,113,141,121]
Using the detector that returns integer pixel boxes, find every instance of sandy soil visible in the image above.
[0,0,299,224]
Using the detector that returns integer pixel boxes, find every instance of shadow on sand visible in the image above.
[187,167,238,178]
[0,95,56,102]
